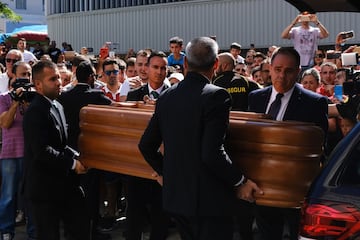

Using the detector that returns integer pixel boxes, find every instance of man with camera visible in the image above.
[0,61,36,240]
[281,12,329,71]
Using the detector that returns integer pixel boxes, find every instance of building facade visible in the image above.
[46,0,360,54]
[0,0,46,33]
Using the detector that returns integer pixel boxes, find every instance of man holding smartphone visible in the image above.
[281,12,329,71]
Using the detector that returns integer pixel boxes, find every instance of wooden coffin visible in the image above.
[78,103,324,208]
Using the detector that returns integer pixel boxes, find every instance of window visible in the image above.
[340,142,360,186]
[16,0,26,9]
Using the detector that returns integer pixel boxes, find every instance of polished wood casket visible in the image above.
[78,102,324,208]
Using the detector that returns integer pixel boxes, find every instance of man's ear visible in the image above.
[213,57,219,71]
[184,56,188,69]
[33,79,41,90]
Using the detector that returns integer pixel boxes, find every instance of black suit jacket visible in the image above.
[139,72,244,217]
[248,84,328,133]
[126,83,168,102]
[23,93,76,202]
[57,83,112,150]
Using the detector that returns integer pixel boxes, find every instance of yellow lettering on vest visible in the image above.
[227,87,246,93]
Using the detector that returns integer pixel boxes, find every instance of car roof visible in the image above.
[285,0,360,13]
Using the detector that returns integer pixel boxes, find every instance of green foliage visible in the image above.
[0,2,22,22]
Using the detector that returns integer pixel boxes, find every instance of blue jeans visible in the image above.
[0,158,36,238]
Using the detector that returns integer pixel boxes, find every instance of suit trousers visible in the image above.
[172,214,233,240]
[234,200,255,240]
[125,176,169,240]
[255,205,300,240]
[31,186,90,240]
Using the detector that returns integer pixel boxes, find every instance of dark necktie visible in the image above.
[268,93,284,120]
[52,102,66,141]
[150,91,159,99]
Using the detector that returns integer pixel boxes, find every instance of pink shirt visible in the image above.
[0,93,24,159]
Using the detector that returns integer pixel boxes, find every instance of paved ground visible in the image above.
[13,221,182,240]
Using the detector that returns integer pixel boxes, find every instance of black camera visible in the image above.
[342,69,360,96]
[327,52,341,59]
[340,30,354,41]
[9,78,36,102]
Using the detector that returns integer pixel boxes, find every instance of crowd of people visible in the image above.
[0,11,359,240]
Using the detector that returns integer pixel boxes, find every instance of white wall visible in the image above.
[46,0,360,54]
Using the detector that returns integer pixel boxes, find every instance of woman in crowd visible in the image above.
[300,68,320,92]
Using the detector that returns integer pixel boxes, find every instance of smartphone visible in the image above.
[340,31,354,41]
[334,85,343,101]
[300,15,311,22]
[99,47,109,60]
[327,52,341,59]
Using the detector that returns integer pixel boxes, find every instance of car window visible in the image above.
[339,141,360,186]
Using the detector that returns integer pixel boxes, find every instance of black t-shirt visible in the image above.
[47,47,62,63]
[213,71,260,111]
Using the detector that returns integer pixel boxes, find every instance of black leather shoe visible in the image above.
[92,231,111,240]
[98,217,115,232]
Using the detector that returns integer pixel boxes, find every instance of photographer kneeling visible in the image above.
[0,61,36,240]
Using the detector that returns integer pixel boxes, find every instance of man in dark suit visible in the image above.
[125,51,171,240]
[248,47,328,240]
[57,60,113,240]
[138,37,263,240]
[126,51,169,103]
[23,60,89,240]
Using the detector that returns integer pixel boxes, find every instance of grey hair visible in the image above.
[301,68,320,83]
[7,49,24,62]
[185,37,218,72]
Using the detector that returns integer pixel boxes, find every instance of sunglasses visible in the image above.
[315,54,325,58]
[6,58,19,64]
[104,70,119,76]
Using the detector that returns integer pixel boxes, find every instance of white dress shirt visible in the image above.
[266,85,295,121]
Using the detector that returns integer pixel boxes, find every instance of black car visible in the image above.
[299,122,360,239]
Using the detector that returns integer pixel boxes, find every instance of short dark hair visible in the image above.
[102,58,118,71]
[126,57,136,68]
[116,58,126,71]
[71,55,88,67]
[169,36,183,46]
[255,52,266,59]
[32,60,57,82]
[76,61,94,83]
[12,61,28,75]
[271,47,300,68]
[136,50,150,58]
[147,51,167,65]
[251,66,261,76]
[230,42,241,50]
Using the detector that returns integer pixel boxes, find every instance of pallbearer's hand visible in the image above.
[74,160,88,174]
[152,171,163,186]
[235,179,263,203]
